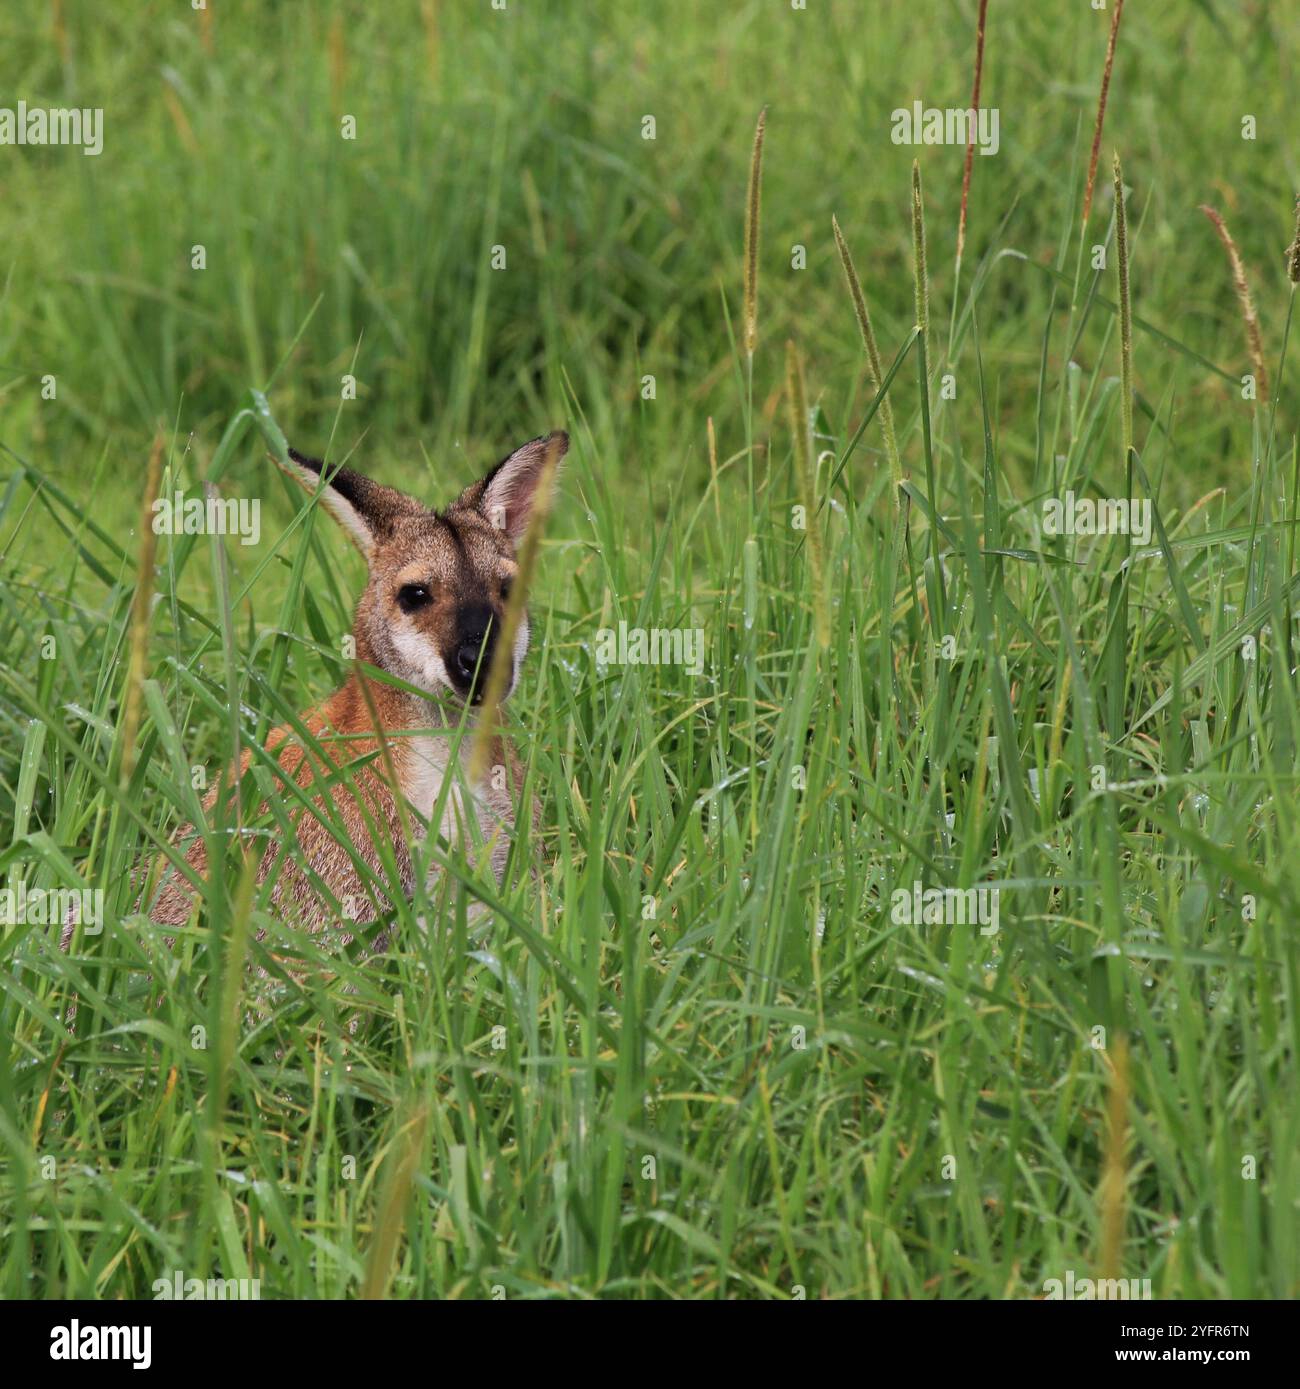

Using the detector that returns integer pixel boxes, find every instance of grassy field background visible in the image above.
[1,0,1297,1298]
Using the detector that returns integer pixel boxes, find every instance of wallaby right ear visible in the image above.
[275,448,423,559]
[457,431,568,542]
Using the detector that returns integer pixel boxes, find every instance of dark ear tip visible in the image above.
[547,430,570,455]
[287,446,323,473]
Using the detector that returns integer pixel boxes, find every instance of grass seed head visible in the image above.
[1285,196,1300,285]
[743,107,767,356]
[911,160,929,340]
[832,215,903,493]
[784,338,831,651]
[1200,203,1269,404]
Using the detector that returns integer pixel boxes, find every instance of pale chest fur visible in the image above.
[398,729,517,885]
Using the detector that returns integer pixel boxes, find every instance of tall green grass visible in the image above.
[0,0,1297,1299]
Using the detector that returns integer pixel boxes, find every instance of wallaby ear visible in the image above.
[276,448,423,559]
[460,431,568,542]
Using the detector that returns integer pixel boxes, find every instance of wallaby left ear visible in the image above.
[461,430,568,542]
[275,447,423,560]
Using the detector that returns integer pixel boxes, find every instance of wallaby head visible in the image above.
[281,431,567,706]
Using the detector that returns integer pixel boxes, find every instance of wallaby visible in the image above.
[144,430,568,949]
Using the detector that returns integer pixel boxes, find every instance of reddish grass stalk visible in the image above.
[956,0,990,267]
[1113,155,1134,461]
[1082,0,1126,227]
[119,434,165,788]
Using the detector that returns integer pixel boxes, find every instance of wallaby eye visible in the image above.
[499,578,513,603]
[396,583,432,613]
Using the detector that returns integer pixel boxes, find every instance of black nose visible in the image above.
[455,637,490,683]
[450,604,499,697]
